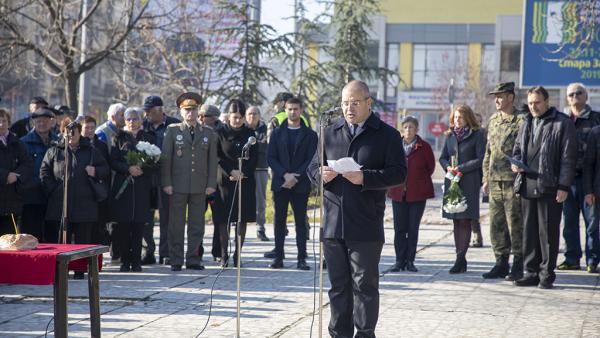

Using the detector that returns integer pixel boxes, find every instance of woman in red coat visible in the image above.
[387,116,435,272]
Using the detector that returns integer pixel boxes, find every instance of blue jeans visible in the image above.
[562,176,600,265]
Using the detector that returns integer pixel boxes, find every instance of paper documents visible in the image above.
[327,157,362,174]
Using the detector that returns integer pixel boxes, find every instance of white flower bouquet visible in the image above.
[443,156,468,214]
[115,141,161,200]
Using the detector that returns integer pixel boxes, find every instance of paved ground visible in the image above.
[1,193,600,337]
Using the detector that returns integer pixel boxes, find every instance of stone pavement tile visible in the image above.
[2,197,600,337]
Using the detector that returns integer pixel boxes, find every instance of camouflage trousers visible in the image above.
[489,180,523,258]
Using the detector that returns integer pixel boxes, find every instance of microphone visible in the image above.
[323,107,340,115]
[242,136,257,150]
[65,115,84,130]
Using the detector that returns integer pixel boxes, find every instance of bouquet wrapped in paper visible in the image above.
[115,141,161,200]
[443,156,468,214]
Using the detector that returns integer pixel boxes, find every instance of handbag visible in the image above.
[88,143,108,202]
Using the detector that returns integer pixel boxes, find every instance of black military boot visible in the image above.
[505,255,524,281]
[482,255,509,279]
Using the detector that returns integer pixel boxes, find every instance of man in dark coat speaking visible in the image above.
[308,80,406,338]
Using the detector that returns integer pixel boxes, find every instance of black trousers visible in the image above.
[392,200,426,264]
[274,190,309,260]
[117,222,144,267]
[521,196,562,283]
[66,222,94,244]
[20,204,46,241]
[324,239,383,338]
[142,222,156,257]
[159,190,170,259]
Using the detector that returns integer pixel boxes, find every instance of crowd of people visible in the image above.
[2,79,599,336]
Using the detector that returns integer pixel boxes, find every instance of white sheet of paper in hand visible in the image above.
[327,157,362,174]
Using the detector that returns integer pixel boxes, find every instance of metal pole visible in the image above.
[60,133,71,244]
[77,0,89,116]
[236,156,243,338]
[317,114,327,338]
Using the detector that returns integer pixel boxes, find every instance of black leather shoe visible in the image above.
[257,230,270,241]
[538,279,553,289]
[482,264,509,279]
[513,275,540,287]
[389,262,405,272]
[405,261,418,272]
[119,264,130,272]
[131,264,142,272]
[73,272,85,280]
[269,258,283,269]
[297,259,310,270]
[171,265,182,271]
[141,255,156,265]
[186,264,205,270]
[264,249,284,259]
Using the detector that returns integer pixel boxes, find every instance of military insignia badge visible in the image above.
[203,136,208,143]
[176,135,183,141]
[176,148,183,157]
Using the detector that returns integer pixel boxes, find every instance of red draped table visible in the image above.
[0,244,109,338]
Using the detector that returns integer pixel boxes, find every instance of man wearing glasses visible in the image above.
[559,83,600,273]
[308,80,406,338]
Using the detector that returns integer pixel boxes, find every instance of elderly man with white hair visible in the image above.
[559,82,600,273]
[96,103,127,152]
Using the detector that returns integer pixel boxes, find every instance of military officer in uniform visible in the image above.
[161,92,218,271]
[482,82,525,281]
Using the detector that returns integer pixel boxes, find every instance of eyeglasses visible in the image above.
[568,91,583,98]
[341,98,369,108]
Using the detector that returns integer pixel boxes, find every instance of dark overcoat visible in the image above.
[439,129,486,220]
[109,130,157,224]
[40,137,109,222]
[0,133,33,215]
[307,113,407,242]
[268,120,318,194]
[20,130,58,204]
[213,124,258,224]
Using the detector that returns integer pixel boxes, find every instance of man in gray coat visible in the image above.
[162,92,218,271]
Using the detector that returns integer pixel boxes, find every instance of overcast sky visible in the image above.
[260,0,329,35]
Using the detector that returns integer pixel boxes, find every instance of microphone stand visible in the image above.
[60,132,72,244]
[235,144,251,338]
[317,109,336,338]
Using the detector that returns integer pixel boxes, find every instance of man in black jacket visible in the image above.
[558,83,600,273]
[142,95,181,265]
[10,96,48,138]
[308,81,406,338]
[0,109,33,236]
[512,86,577,289]
[267,97,317,270]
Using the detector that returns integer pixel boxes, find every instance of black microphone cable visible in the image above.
[195,178,240,337]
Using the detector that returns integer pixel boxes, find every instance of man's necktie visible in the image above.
[190,127,195,141]
[352,124,358,137]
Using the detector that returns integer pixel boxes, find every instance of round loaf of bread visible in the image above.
[0,234,39,251]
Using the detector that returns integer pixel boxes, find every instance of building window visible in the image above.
[412,44,468,89]
[500,42,520,72]
[385,43,399,99]
[481,44,497,84]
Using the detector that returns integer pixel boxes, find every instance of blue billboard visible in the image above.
[521,0,600,88]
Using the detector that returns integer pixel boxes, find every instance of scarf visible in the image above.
[403,138,417,156]
[453,127,470,142]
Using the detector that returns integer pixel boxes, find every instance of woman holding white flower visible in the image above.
[439,104,486,274]
[109,107,158,272]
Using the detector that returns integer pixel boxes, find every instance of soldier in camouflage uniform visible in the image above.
[481,82,525,281]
